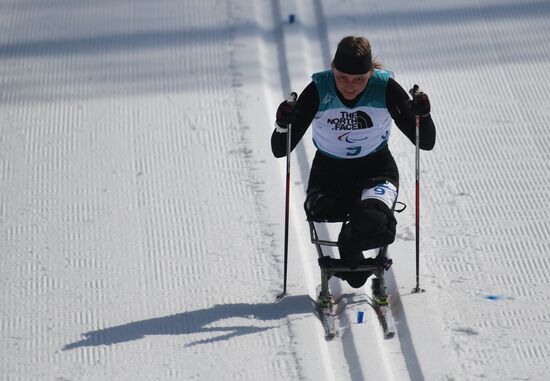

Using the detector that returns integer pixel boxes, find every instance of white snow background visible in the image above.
[1,0,550,380]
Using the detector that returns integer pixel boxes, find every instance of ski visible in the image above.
[371,278,396,338]
[317,293,336,339]
[374,297,396,338]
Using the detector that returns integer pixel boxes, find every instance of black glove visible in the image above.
[409,85,431,117]
[275,92,298,129]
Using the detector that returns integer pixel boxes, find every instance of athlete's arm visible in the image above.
[271,82,319,158]
[386,78,436,150]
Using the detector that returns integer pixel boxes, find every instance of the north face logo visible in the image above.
[327,111,373,130]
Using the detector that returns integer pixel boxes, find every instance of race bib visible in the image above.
[361,182,397,209]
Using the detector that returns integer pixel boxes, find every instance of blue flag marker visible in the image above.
[483,295,502,301]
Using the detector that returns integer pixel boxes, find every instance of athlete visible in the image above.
[271,36,436,288]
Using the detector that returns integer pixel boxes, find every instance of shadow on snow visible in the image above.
[62,294,313,350]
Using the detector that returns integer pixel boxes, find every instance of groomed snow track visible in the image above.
[3,0,550,380]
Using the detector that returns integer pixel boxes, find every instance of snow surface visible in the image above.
[1,0,550,380]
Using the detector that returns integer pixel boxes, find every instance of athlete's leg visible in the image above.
[336,181,398,288]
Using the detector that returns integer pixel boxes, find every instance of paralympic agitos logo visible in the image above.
[327,111,373,131]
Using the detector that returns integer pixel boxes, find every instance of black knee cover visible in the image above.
[347,199,397,250]
[353,199,395,232]
[304,189,349,222]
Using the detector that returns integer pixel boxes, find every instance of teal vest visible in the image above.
[311,69,393,158]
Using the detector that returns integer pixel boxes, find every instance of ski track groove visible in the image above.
[273,0,345,379]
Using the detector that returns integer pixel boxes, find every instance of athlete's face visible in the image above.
[332,65,372,100]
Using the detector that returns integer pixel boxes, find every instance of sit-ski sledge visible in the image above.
[306,203,405,339]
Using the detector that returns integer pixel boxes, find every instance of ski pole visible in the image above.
[410,85,425,293]
[277,91,297,300]
[413,113,422,293]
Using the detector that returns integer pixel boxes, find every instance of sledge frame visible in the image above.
[307,218,393,304]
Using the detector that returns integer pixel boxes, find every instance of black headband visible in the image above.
[332,48,373,74]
